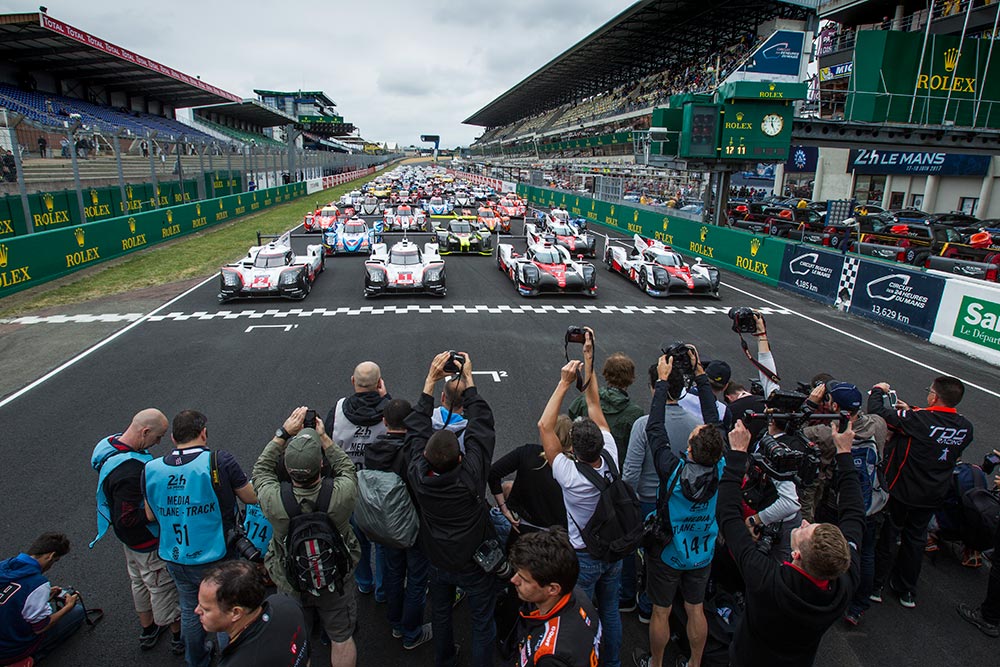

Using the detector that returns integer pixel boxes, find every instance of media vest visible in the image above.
[145,451,226,565]
[0,554,48,660]
[331,397,387,469]
[90,435,158,548]
[243,503,273,557]
[659,459,725,570]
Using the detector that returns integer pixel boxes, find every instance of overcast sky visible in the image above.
[2,1,638,147]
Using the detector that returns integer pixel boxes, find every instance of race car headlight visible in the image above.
[366,267,386,283]
[279,269,300,285]
[582,264,596,286]
[221,270,242,287]
[652,268,669,287]
[521,265,540,284]
[424,266,443,282]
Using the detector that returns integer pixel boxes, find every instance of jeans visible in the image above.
[873,496,934,595]
[167,561,228,667]
[577,552,623,667]
[34,601,86,662]
[429,565,496,667]
[490,507,512,547]
[384,545,430,644]
[351,516,386,598]
[848,514,881,614]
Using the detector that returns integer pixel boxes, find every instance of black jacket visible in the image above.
[325,390,391,436]
[515,587,600,667]
[868,388,974,508]
[364,432,408,478]
[718,450,864,667]
[405,387,495,572]
[488,444,566,530]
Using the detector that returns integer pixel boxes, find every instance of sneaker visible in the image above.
[139,625,166,650]
[619,596,637,613]
[375,592,387,604]
[958,603,1000,638]
[169,637,184,656]
[869,586,883,604]
[403,624,433,650]
[632,647,652,667]
[844,609,862,626]
[962,548,983,568]
[897,591,916,609]
[392,628,403,639]
[638,608,651,625]
[453,589,466,607]
[357,583,374,595]
[924,534,940,553]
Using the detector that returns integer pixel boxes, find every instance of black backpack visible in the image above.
[571,451,644,562]
[961,487,1000,551]
[281,479,352,596]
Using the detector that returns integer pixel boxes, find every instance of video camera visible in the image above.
[473,537,514,579]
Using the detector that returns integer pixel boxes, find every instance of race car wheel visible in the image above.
[639,269,648,291]
[904,248,916,264]
[319,255,326,273]
[912,250,930,267]
[767,223,779,236]
[604,249,614,270]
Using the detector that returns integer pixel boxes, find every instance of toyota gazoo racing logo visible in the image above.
[865,273,930,308]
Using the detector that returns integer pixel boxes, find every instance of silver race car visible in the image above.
[219,232,325,302]
[364,237,446,297]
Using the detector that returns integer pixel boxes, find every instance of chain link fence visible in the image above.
[0,110,393,237]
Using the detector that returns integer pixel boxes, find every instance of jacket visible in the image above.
[0,554,49,661]
[405,387,495,572]
[364,431,408,479]
[487,444,566,529]
[568,386,644,462]
[868,388,974,508]
[515,588,601,667]
[324,390,391,435]
[252,438,360,594]
[719,450,864,667]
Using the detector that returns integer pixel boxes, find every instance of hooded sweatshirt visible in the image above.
[326,390,392,468]
[0,554,50,661]
[431,406,468,452]
[326,390,391,432]
[568,386,644,462]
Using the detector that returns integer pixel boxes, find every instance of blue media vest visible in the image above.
[144,451,226,565]
[659,459,726,571]
[90,436,157,548]
[242,503,272,557]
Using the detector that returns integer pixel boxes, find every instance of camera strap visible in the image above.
[737,333,781,384]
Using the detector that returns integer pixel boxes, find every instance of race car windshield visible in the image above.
[255,253,288,268]
[648,251,680,266]
[532,249,563,264]
[430,198,444,205]
[551,225,574,236]
[450,223,473,233]
[480,210,495,218]
[319,210,337,217]
[344,223,366,234]
[364,197,377,204]
[390,250,421,265]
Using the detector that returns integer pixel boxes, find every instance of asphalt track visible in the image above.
[1,211,998,667]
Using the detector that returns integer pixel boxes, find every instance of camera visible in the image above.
[443,351,466,374]
[52,587,78,611]
[226,526,263,563]
[303,409,317,430]
[984,452,1000,475]
[728,306,759,334]
[473,538,514,579]
[565,326,587,344]
[754,522,783,555]
[661,341,695,386]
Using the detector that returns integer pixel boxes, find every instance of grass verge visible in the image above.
[0,171,385,317]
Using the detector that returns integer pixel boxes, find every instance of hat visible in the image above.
[828,382,863,412]
[284,428,323,482]
[703,360,732,386]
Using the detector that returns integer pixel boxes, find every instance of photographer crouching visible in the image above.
[720,419,864,666]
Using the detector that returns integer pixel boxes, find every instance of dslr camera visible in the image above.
[473,537,514,579]
[226,525,263,563]
[728,306,760,334]
[565,326,587,344]
[661,341,695,387]
[443,351,466,374]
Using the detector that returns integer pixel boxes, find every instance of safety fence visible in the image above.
[305,167,377,195]
[519,184,1000,366]
[445,169,516,193]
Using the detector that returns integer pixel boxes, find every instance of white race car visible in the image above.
[364,237,446,297]
[384,205,427,232]
[323,217,376,256]
[219,232,325,302]
[604,234,720,297]
[496,238,596,297]
[455,190,474,208]
[359,195,383,216]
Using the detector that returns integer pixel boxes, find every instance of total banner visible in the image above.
[931,278,1000,365]
[846,259,946,338]
[778,244,846,305]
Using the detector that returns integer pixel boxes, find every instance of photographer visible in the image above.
[723,313,780,430]
[510,529,601,667]
[0,533,85,665]
[742,415,803,563]
[634,353,726,667]
[567,352,644,464]
[720,420,864,666]
[432,377,468,451]
[404,351,497,667]
[252,407,359,667]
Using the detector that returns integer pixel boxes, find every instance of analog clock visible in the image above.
[761,113,784,136]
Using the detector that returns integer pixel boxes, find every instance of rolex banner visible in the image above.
[847,30,1000,128]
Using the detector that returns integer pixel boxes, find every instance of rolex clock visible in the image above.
[761,113,784,137]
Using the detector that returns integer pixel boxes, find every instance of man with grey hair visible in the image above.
[325,361,391,599]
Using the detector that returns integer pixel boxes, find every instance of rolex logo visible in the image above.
[633,210,639,222]
[750,237,761,257]
[74,227,85,247]
[127,217,136,234]
[944,48,960,72]
[219,199,224,210]
[156,185,161,196]
[166,210,173,223]
[43,193,54,212]
[575,198,579,207]
[769,83,776,91]
[591,199,595,210]
[253,192,257,201]
[700,226,708,242]
[196,203,201,216]
[0,243,8,268]
[662,218,669,231]
[90,190,99,206]
[610,205,615,216]
[736,112,745,122]
[127,185,134,199]
[237,195,242,205]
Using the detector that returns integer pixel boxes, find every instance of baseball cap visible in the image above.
[284,428,323,482]
[703,360,732,386]
[828,382,863,412]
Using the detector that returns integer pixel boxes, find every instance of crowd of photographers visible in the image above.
[2,308,996,667]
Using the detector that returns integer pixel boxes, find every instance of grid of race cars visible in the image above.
[217,165,722,301]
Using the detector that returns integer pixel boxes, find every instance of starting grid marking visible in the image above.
[2,305,791,325]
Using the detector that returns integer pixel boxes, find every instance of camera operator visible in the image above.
[723,313,780,432]
[195,560,308,666]
[0,533,85,665]
[404,351,497,667]
[252,407,359,667]
[721,420,864,666]
[742,415,803,563]
[869,376,974,609]
[678,360,731,430]
[510,528,601,667]
[539,328,625,667]
[143,410,258,667]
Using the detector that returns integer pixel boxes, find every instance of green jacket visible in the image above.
[568,386,644,463]
[252,438,360,594]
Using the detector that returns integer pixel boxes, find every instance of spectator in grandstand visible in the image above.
[0,533,86,665]
[1,150,15,182]
[510,529,601,667]
[196,560,309,667]
[37,136,46,158]
[90,408,182,653]
[539,329,624,667]
[252,408,359,667]
[404,351,497,667]
[870,377,974,609]
[568,352,644,465]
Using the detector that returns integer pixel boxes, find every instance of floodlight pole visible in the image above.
[908,1,936,124]
[147,131,159,209]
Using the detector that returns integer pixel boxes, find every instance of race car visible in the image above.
[322,217,375,255]
[496,197,525,219]
[219,232,324,302]
[526,221,597,258]
[427,196,453,216]
[455,190,474,207]
[339,190,363,207]
[477,207,510,234]
[303,205,341,233]
[435,220,493,255]
[496,238,597,297]
[359,195,383,216]
[604,234,720,298]
[384,205,427,232]
[364,237,446,297]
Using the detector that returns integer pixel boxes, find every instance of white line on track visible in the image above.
[720,280,1000,400]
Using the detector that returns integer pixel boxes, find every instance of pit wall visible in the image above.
[518,184,1000,367]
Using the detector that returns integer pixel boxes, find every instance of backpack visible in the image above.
[570,451,644,562]
[354,469,419,549]
[961,487,1000,551]
[935,462,988,538]
[281,479,352,596]
[851,436,888,517]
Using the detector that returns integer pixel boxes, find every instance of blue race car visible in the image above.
[323,217,375,256]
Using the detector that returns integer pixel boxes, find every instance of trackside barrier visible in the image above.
[446,169,515,193]
[305,167,377,195]
[931,277,1000,365]
[0,181,307,300]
